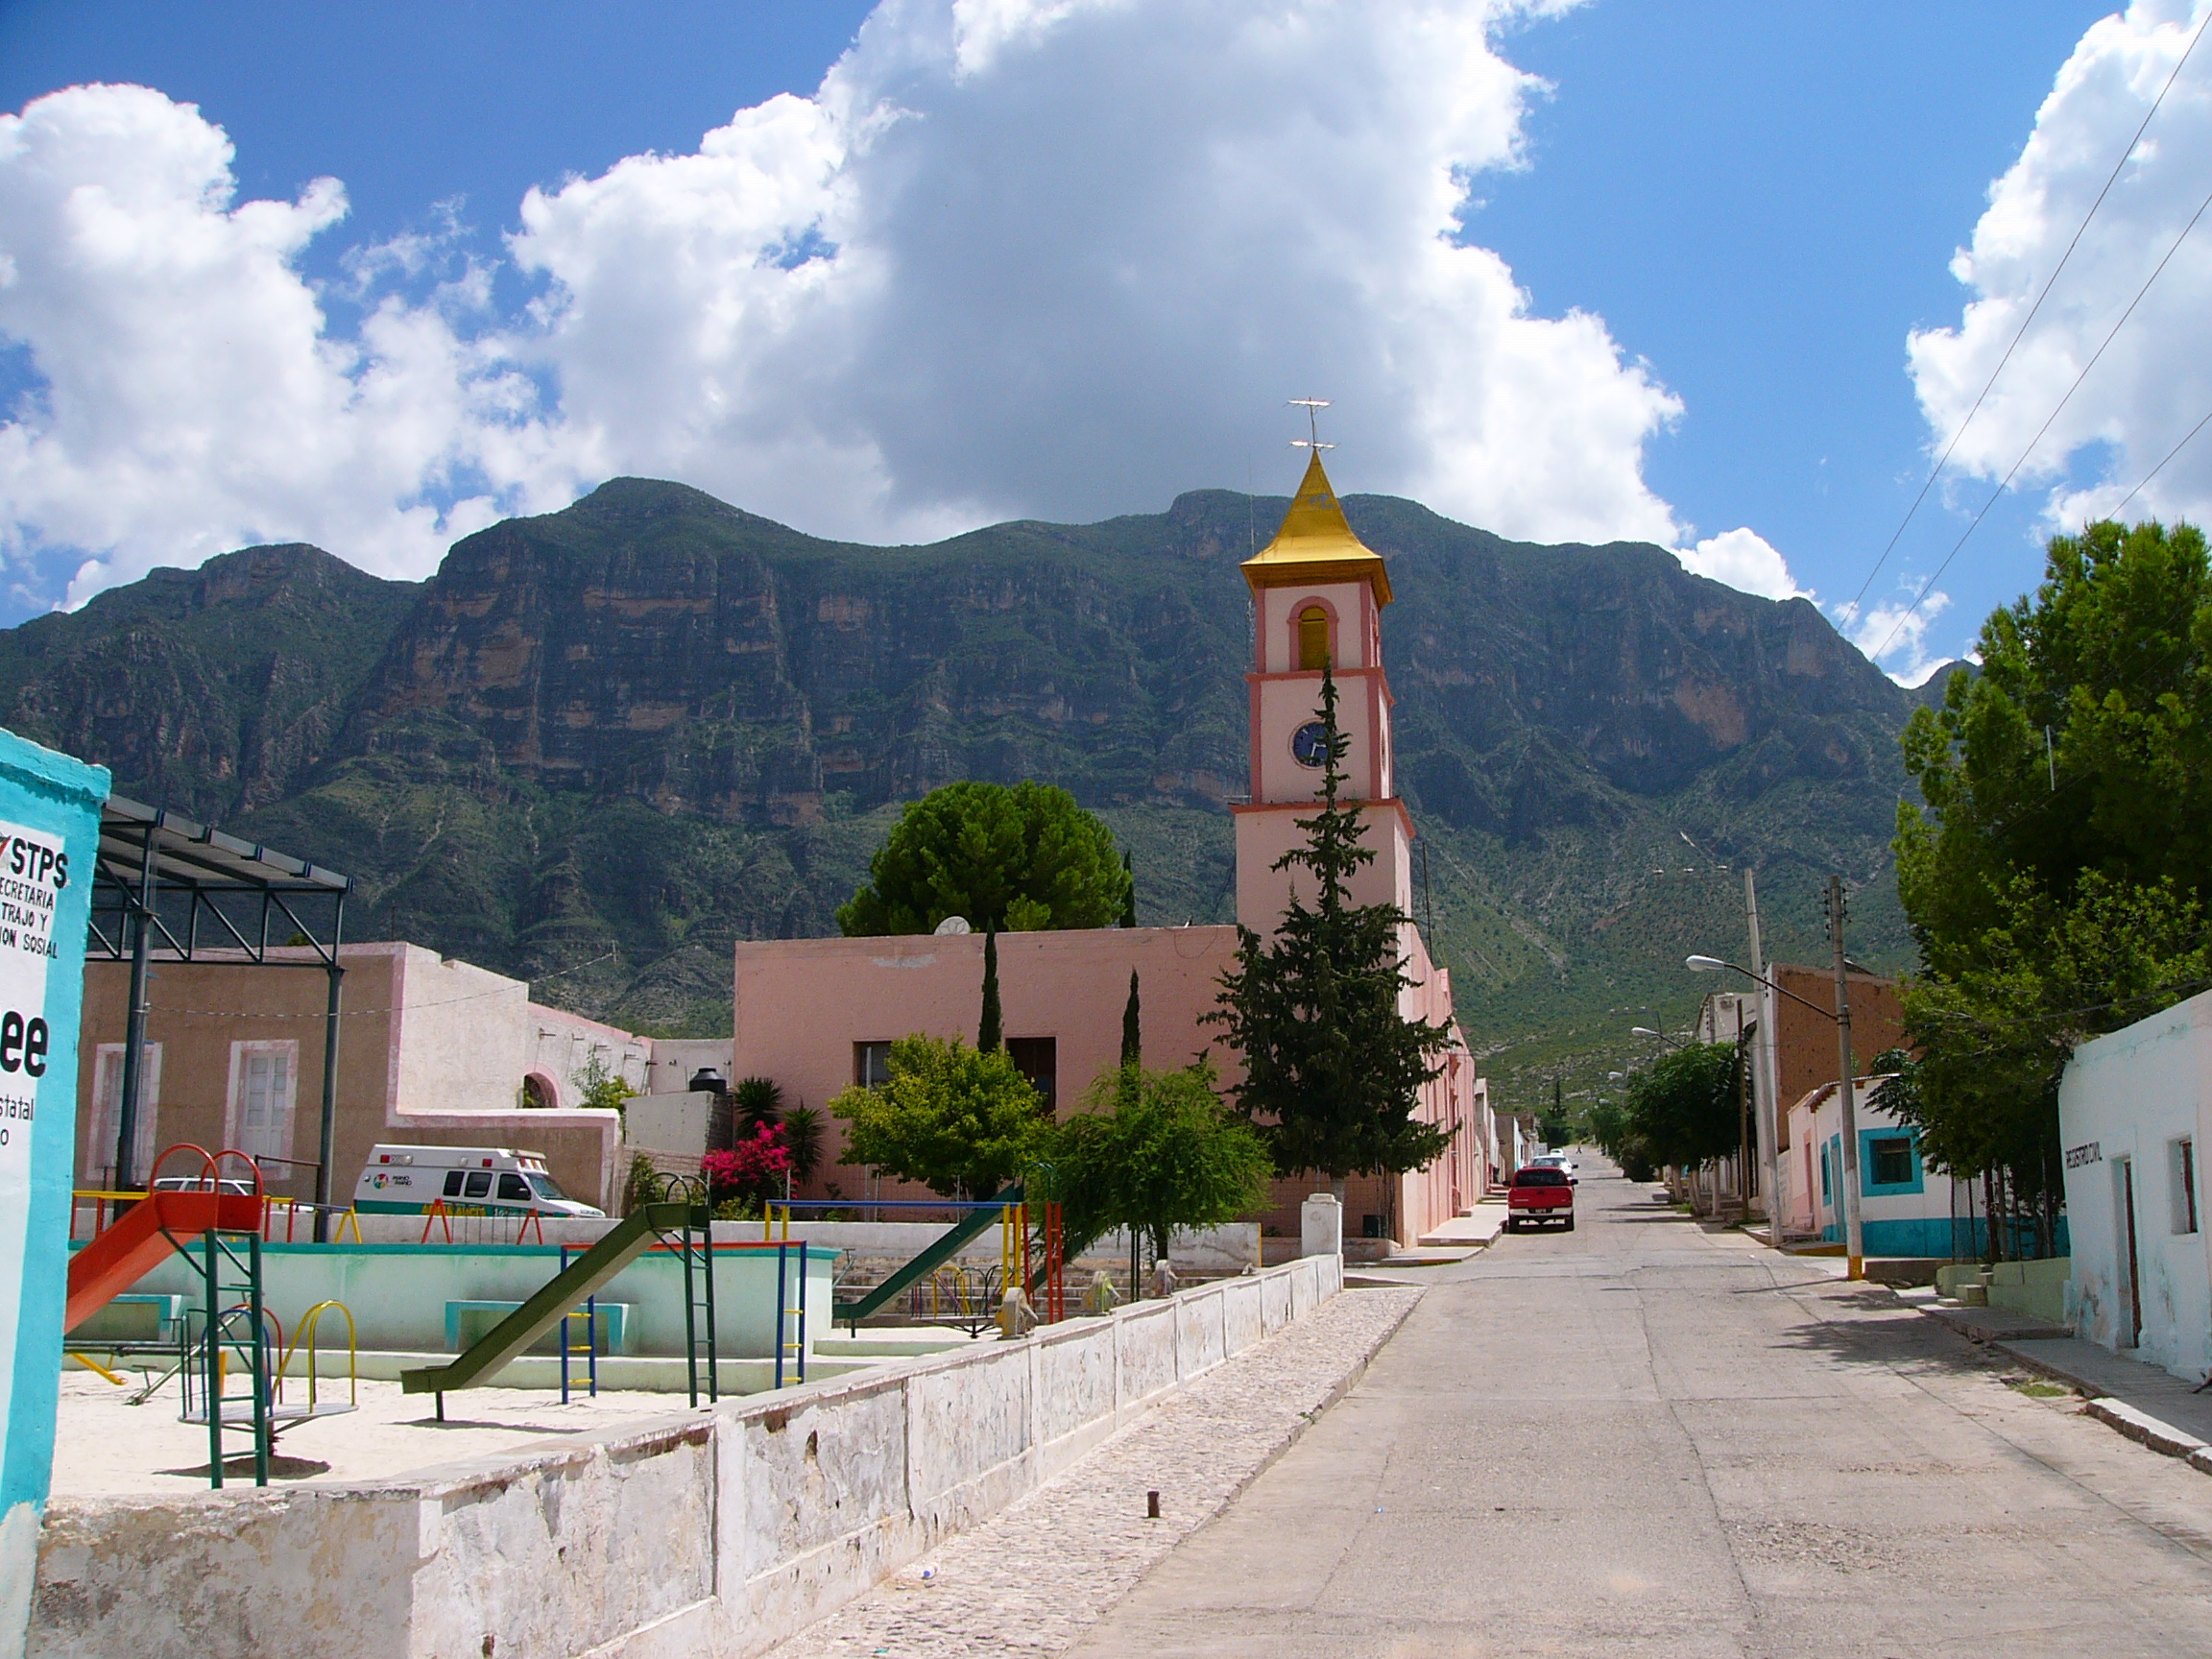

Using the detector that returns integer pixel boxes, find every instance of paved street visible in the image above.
[1067,1158,2212,1657]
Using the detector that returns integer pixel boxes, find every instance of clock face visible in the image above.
[1291,720,1333,769]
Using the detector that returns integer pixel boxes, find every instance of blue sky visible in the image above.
[1,1,2203,683]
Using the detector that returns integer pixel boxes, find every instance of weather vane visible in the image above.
[1287,397,1334,451]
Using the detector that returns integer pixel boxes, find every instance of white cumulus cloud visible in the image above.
[1834,588,1956,687]
[1674,527,1806,602]
[1909,1,2212,533]
[0,84,576,601]
[0,0,1721,609]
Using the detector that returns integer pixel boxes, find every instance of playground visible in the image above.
[49,1368,681,1494]
[60,1145,1046,1494]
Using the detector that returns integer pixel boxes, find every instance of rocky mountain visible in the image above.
[0,478,1929,1113]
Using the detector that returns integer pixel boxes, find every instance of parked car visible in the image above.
[1506,1166,1575,1232]
[1528,1152,1578,1183]
[353,1145,605,1219]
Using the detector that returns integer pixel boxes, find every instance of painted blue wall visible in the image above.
[0,728,107,1624]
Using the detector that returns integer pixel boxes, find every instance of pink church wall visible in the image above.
[1234,801,1415,929]
[1255,579,1377,674]
[733,925,1242,1201]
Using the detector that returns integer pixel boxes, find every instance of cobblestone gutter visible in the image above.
[763,1283,1424,1658]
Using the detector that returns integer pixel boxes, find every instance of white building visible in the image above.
[1783,1076,1974,1258]
[2056,990,2210,1384]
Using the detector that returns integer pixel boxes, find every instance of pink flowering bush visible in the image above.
[703,1122,792,1204]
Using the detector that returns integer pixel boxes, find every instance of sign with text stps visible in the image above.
[0,731,106,1652]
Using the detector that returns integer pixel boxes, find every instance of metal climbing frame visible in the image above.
[1038,1202,1065,1324]
[276,1300,359,1415]
[557,1245,600,1402]
[773,1240,807,1390]
[654,1173,720,1407]
[1000,1200,1029,1302]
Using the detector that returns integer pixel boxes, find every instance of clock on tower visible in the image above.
[1231,449,1415,933]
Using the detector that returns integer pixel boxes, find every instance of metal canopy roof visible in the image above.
[87,795,352,968]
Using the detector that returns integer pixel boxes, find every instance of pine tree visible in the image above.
[1120,969,1142,1068]
[978,925,1003,1053]
[1205,666,1455,1185]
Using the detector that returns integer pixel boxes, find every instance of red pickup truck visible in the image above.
[1506,1166,1575,1233]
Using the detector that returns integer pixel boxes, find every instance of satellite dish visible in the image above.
[933,916,972,936]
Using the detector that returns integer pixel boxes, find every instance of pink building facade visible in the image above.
[731,452,1488,1248]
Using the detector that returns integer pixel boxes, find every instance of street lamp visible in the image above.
[1688,948,1864,1279]
[1629,1025,1685,1048]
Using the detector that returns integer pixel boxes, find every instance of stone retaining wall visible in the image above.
[31,1253,1342,1659]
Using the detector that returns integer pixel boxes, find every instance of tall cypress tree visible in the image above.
[977,925,1003,1053]
[1206,666,1455,1188]
[1120,852,1139,927]
[1120,969,1142,1067]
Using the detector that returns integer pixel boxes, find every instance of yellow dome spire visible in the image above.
[1240,449,1393,605]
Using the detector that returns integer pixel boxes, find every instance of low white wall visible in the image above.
[31,1253,1343,1659]
[345,1215,1262,1275]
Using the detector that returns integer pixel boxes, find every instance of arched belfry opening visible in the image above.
[1297,604,1330,671]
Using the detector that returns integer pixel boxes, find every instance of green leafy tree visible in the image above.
[1894,517,2212,1241]
[978,926,1002,1052]
[576,1052,637,1118]
[1586,1100,1631,1164]
[829,1034,1047,1196]
[1205,667,1455,1188]
[1622,1043,1740,1170]
[838,780,1133,935]
[1051,1061,1273,1263]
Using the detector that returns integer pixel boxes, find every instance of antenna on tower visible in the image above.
[1287,397,1334,451]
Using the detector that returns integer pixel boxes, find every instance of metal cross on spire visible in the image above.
[1287,397,1334,451]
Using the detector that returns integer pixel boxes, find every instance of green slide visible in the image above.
[835,1184,1022,1328]
[401,1202,697,1395]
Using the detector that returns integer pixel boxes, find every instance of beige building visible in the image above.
[75,940,727,1212]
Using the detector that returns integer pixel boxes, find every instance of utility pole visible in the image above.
[1826,876,1865,1278]
[1744,871,1782,1247]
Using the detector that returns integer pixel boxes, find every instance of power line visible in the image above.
[1844,5,2212,622]
[2112,403,2212,518]
[1868,169,2212,664]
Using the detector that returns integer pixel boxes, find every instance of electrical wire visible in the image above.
[2111,402,2212,518]
[1868,174,2212,665]
[1845,5,2212,624]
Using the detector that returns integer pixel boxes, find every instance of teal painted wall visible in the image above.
[0,728,107,1643]
[109,1240,835,1360]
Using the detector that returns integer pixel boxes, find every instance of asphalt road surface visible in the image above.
[1065,1155,2212,1657]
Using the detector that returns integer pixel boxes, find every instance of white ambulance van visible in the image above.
[353,1145,605,1218]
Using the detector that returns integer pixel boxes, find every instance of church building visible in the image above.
[730,452,1489,1252]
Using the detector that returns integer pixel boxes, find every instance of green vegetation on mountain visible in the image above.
[0,475,1927,1103]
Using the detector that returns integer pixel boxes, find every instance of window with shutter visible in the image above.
[229,1042,298,1165]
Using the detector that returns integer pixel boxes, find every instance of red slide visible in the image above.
[64,1147,265,1334]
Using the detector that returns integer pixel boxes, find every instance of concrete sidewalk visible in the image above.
[1995,1334,2212,1475]
[1415,1203,1508,1248]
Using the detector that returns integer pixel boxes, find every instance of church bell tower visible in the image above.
[1232,449,1415,931]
